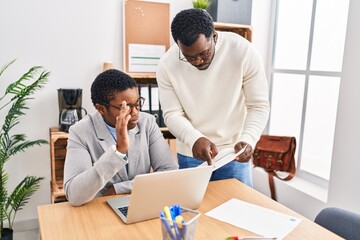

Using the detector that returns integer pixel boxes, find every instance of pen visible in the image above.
[164,206,176,236]
[175,215,184,228]
[170,205,180,240]
[175,215,185,239]
[160,211,176,240]
[225,237,277,240]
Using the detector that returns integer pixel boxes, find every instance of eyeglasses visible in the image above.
[101,97,145,111]
[179,37,214,63]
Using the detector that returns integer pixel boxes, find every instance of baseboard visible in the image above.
[12,218,39,232]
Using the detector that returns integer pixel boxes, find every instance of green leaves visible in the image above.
[7,136,48,158]
[1,63,49,134]
[192,0,211,9]
[0,59,49,236]
[7,176,44,228]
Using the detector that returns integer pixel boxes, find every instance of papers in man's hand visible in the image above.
[198,146,247,171]
[206,198,302,240]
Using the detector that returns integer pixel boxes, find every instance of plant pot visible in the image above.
[1,228,13,240]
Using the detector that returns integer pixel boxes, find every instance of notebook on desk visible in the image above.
[107,166,213,224]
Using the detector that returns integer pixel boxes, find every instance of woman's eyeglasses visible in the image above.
[101,97,145,111]
[179,37,214,63]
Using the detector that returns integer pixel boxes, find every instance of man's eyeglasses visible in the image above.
[179,37,213,63]
[101,97,145,111]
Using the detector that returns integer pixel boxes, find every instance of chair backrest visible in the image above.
[315,207,360,240]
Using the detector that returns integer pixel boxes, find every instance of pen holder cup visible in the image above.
[160,207,201,240]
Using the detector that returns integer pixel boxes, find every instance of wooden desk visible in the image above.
[38,179,342,240]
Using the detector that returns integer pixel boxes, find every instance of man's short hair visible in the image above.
[171,8,214,46]
[91,69,137,106]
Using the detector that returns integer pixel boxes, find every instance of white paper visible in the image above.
[198,147,246,171]
[139,85,150,111]
[150,86,159,111]
[205,198,302,240]
[129,44,165,72]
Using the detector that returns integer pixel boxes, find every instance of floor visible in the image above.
[13,229,39,240]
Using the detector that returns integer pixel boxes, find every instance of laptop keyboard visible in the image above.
[118,206,129,217]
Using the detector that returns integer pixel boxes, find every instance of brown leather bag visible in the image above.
[253,135,296,201]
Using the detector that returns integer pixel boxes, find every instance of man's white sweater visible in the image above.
[156,31,270,157]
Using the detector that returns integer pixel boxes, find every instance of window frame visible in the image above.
[267,0,346,188]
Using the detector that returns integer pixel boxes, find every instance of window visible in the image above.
[269,0,349,181]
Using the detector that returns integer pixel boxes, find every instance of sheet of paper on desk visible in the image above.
[198,147,246,171]
[205,198,302,240]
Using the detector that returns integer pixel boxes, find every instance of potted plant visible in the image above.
[192,0,211,9]
[0,59,49,240]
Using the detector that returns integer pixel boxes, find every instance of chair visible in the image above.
[315,207,360,240]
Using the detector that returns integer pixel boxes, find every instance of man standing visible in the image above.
[156,8,269,187]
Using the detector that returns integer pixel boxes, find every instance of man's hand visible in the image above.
[234,141,253,162]
[115,101,131,153]
[192,137,218,165]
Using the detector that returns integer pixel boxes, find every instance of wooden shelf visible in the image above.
[214,22,252,42]
[49,127,68,203]
[127,73,157,84]
[128,73,175,139]
[159,127,175,139]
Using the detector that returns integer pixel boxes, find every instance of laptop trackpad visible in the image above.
[112,195,130,207]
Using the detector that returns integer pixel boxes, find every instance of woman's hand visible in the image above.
[115,101,131,153]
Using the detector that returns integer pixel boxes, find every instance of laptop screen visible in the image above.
[107,166,213,224]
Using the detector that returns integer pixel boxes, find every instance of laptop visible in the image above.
[107,166,213,224]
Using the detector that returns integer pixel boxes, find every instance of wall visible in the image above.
[327,0,360,212]
[251,0,272,74]
[207,0,252,25]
